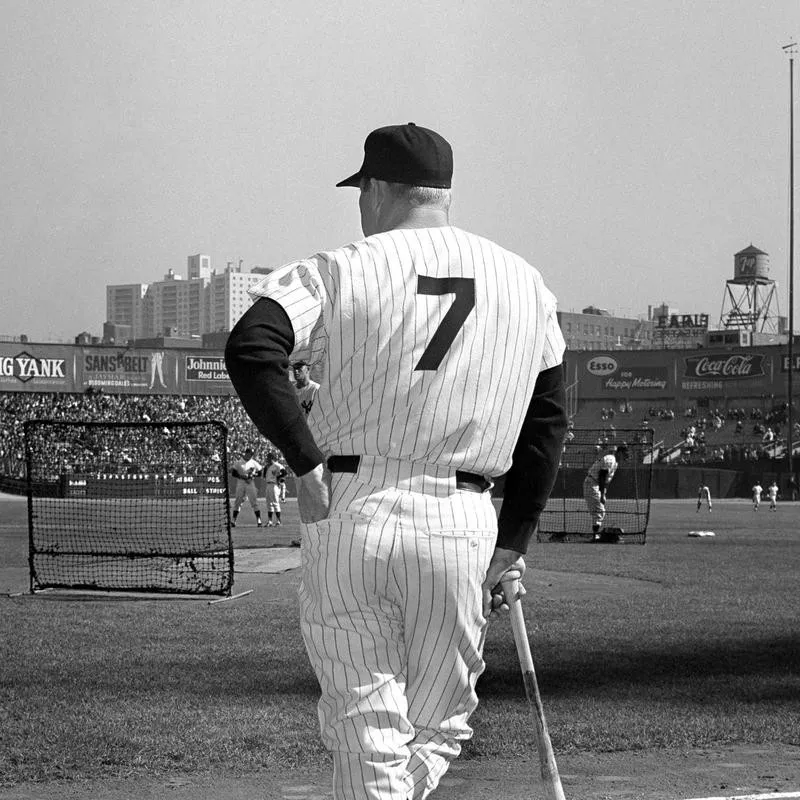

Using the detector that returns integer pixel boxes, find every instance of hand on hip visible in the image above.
[296,463,331,523]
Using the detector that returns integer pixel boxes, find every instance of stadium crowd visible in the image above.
[585,400,797,468]
[0,391,277,479]
[2,392,796,481]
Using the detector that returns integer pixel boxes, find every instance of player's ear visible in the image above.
[366,179,389,216]
[359,178,378,236]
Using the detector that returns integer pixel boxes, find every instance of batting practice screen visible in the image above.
[536,427,654,544]
[24,420,234,595]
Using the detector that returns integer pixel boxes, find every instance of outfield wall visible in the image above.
[62,473,227,498]
[0,343,232,396]
[649,465,795,498]
[24,469,789,501]
[2,341,799,401]
[19,473,299,500]
[564,346,800,404]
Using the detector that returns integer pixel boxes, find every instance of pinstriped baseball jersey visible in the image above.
[295,379,320,416]
[263,461,285,484]
[249,226,564,477]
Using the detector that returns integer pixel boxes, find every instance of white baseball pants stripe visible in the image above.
[298,459,497,800]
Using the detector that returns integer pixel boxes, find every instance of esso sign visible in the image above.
[587,356,618,376]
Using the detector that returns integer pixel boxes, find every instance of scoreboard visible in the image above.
[62,473,227,498]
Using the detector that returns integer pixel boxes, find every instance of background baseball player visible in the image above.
[584,442,629,539]
[278,472,287,502]
[230,447,263,527]
[752,480,763,510]
[293,360,320,416]
[697,482,712,513]
[262,451,287,526]
[288,361,318,546]
[767,480,779,511]
[225,122,567,800]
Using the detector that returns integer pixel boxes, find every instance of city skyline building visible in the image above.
[105,283,148,341]
[187,254,212,282]
[558,306,655,351]
[141,269,206,338]
[205,261,266,334]
[104,255,268,343]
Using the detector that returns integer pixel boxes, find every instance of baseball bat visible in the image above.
[503,578,567,800]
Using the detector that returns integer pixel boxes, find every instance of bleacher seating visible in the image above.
[570,399,793,467]
[0,392,277,483]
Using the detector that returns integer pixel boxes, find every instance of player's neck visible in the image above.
[387,207,450,232]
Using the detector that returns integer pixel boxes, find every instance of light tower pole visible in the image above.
[783,41,796,476]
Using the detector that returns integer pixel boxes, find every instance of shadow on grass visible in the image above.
[480,633,800,699]
[9,633,798,705]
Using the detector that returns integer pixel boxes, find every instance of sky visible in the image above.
[1,0,798,342]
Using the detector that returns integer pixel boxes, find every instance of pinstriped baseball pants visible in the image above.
[298,457,497,800]
[583,477,605,528]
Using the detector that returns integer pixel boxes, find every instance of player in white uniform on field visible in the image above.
[293,360,321,416]
[767,480,779,511]
[752,481,763,510]
[697,483,712,513]
[262,452,287,526]
[289,361,320,546]
[583,443,629,539]
[225,122,568,800]
[230,447,263,527]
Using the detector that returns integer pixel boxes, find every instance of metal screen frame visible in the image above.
[536,427,654,544]
[25,419,234,596]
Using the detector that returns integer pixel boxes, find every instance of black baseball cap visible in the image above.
[336,123,453,189]
[292,360,309,368]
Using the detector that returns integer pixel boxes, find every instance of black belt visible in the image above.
[327,455,491,493]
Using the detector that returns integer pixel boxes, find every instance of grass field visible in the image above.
[0,496,798,787]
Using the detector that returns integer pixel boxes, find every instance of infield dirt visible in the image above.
[1,744,799,800]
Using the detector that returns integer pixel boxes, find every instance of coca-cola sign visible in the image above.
[683,353,765,380]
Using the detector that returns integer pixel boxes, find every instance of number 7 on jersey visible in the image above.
[414,276,476,371]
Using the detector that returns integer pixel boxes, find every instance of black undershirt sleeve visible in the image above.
[224,297,325,476]
[495,363,568,554]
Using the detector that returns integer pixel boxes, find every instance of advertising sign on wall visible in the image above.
[584,356,669,392]
[0,343,235,395]
[655,314,709,329]
[0,348,74,391]
[185,355,228,382]
[681,353,765,391]
[780,354,800,372]
[82,351,177,392]
[601,366,669,391]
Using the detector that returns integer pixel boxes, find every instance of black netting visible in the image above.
[537,428,654,544]
[25,420,233,594]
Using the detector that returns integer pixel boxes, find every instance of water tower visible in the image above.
[718,245,782,333]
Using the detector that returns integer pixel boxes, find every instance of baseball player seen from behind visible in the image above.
[584,442,629,540]
[230,447,263,527]
[224,122,568,800]
[752,481,763,510]
[262,451,287,526]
